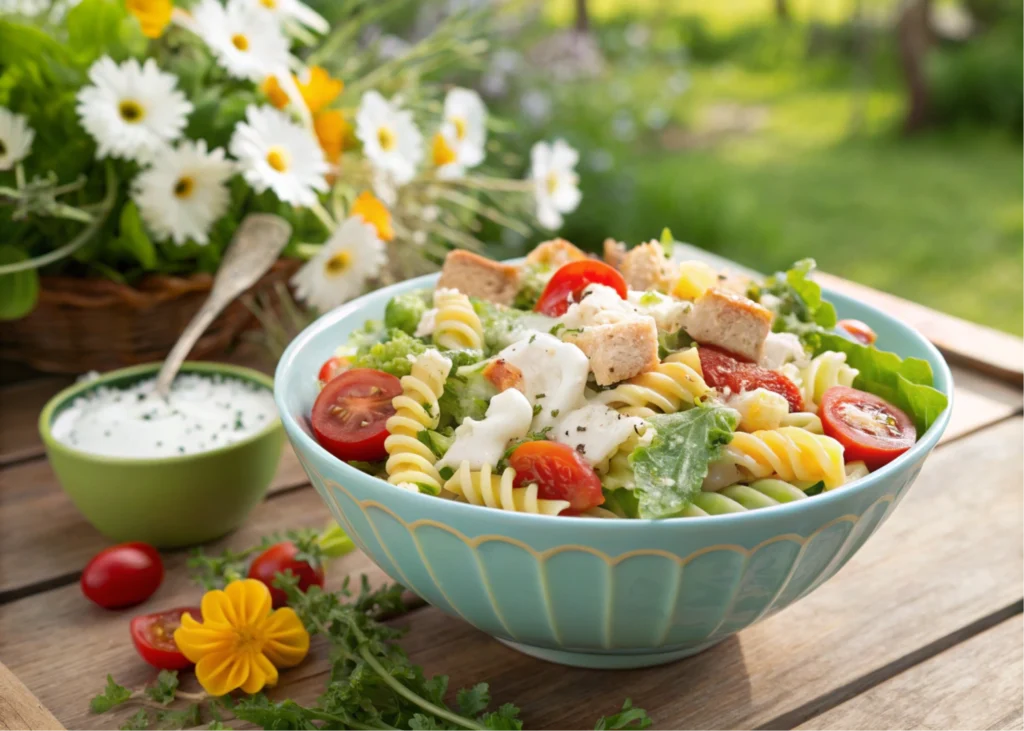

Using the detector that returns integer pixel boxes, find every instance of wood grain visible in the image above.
[0,660,64,730]
[799,614,1024,730]
[0,485,395,731]
[0,443,308,598]
[0,377,72,465]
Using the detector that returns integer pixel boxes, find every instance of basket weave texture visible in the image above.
[0,259,299,374]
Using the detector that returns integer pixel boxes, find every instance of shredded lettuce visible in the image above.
[753,258,837,334]
[436,360,496,428]
[630,403,739,520]
[472,298,557,353]
[350,329,428,378]
[513,264,549,310]
[384,289,431,334]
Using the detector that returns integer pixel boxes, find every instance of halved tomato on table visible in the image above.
[534,260,627,317]
[130,607,200,670]
[697,346,804,412]
[508,441,603,514]
[312,368,401,462]
[820,386,916,470]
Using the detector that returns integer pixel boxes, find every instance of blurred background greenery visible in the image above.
[454,0,1021,334]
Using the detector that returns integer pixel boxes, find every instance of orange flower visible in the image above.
[260,76,290,110]
[351,191,394,242]
[295,66,343,115]
[314,110,347,166]
[126,0,172,38]
[431,132,457,168]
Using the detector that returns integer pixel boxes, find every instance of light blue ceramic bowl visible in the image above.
[275,271,953,669]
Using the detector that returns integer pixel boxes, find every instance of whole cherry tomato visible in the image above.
[247,542,326,608]
[534,260,628,317]
[130,607,199,670]
[698,346,804,412]
[508,441,603,514]
[837,319,878,346]
[81,542,163,610]
[820,386,916,470]
[311,368,402,462]
[318,355,350,384]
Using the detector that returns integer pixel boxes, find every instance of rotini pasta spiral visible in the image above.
[432,288,484,350]
[443,461,569,516]
[595,348,710,417]
[682,479,809,517]
[715,426,846,489]
[595,429,650,491]
[845,460,869,482]
[782,351,858,412]
[384,350,452,494]
[780,411,824,433]
[728,388,824,433]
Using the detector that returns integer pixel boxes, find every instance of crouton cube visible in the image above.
[686,287,773,362]
[565,319,659,386]
[603,238,627,270]
[436,250,521,305]
[620,240,678,293]
[525,238,587,269]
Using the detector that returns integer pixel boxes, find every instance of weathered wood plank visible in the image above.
[0,377,73,465]
[0,485,394,731]
[798,614,1023,731]
[0,660,64,731]
[0,443,308,598]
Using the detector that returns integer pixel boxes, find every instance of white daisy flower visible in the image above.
[239,0,328,35]
[75,57,192,163]
[229,105,328,207]
[356,91,423,186]
[441,87,486,169]
[192,0,291,82]
[530,139,582,230]
[0,107,35,170]
[132,140,236,245]
[291,217,386,311]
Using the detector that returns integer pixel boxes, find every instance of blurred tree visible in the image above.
[898,0,933,132]
[575,0,589,32]
[775,0,790,22]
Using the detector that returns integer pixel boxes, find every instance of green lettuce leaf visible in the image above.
[385,289,430,334]
[630,403,739,520]
[754,258,837,333]
[351,329,428,378]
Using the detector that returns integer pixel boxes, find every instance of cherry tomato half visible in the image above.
[820,386,916,470]
[318,355,351,384]
[534,260,628,317]
[698,346,804,412]
[509,441,603,514]
[130,607,199,670]
[247,541,326,608]
[81,542,164,610]
[837,319,877,346]
[311,368,401,462]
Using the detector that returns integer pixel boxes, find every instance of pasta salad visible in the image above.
[309,236,949,520]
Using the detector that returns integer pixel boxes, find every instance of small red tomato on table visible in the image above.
[130,607,200,670]
[820,386,916,469]
[311,368,402,462]
[508,441,604,514]
[81,542,164,610]
[534,260,628,317]
[248,542,326,608]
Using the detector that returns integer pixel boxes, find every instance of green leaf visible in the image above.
[456,683,490,716]
[144,670,179,705]
[65,0,142,63]
[385,289,430,334]
[481,703,523,730]
[114,202,157,269]
[119,709,150,730]
[803,481,826,497]
[758,259,837,332]
[409,714,446,730]
[631,403,739,520]
[594,699,653,730]
[155,703,202,729]
[0,246,40,320]
[89,675,132,713]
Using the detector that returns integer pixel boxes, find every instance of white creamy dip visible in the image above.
[51,374,278,458]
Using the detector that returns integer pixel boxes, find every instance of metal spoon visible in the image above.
[154,213,292,399]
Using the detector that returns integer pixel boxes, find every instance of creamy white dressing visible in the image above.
[414,308,438,338]
[760,332,808,369]
[561,284,640,328]
[496,333,589,430]
[626,289,692,332]
[437,388,533,471]
[51,374,277,459]
[551,403,645,466]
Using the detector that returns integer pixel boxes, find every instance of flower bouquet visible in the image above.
[0,0,583,372]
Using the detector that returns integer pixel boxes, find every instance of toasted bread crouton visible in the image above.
[482,358,524,393]
[603,238,627,269]
[620,240,678,292]
[436,250,521,305]
[525,238,587,269]
[565,319,659,386]
[686,287,773,362]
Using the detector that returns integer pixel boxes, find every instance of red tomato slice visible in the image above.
[81,542,164,610]
[837,319,877,345]
[247,541,326,608]
[534,260,628,317]
[820,386,916,470]
[508,441,603,514]
[130,607,199,670]
[318,355,350,384]
[312,368,401,462]
[698,346,804,412]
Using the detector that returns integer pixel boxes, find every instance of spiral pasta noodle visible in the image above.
[432,288,484,350]
[682,479,809,517]
[715,426,846,489]
[845,460,869,482]
[596,348,710,417]
[780,411,824,433]
[782,352,858,412]
[384,350,452,494]
[443,461,569,516]
[595,429,650,491]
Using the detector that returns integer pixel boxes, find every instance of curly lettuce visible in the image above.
[751,258,837,334]
[384,289,431,335]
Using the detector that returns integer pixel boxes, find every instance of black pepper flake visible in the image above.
[576,426,587,432]
[575,444,586,455]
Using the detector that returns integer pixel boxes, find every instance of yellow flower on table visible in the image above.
[351,190,394,242]
[127,0,173,39]
[173,579,309,696]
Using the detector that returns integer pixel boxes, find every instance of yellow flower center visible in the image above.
[432,132,457,168]
[266,147,289,172]
[118,100,145,123]
[231,33,250,51]
[452,116,468,141]
[259,0,276,7]
[545,171,559,196]
[232,626,267,653]
[126,0,173,39]
[325,251,352,275]
[377,126,396,152]
[173,176,195,199]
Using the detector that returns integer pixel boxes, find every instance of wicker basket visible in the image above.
[0,259,300,374]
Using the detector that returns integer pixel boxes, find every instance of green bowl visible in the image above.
[39,362,284,549]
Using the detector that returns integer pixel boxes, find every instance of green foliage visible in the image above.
[437,361,496,428]
[385,289,431,334]
[144,670,181,705]
[65,0,145,64]
[594,699,653,730]
[90,675,132,713]
[351,329,430,378]
[753,258,837,333]
[0,246,40,318]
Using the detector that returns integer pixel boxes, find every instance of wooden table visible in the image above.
[1,274,1021,731]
